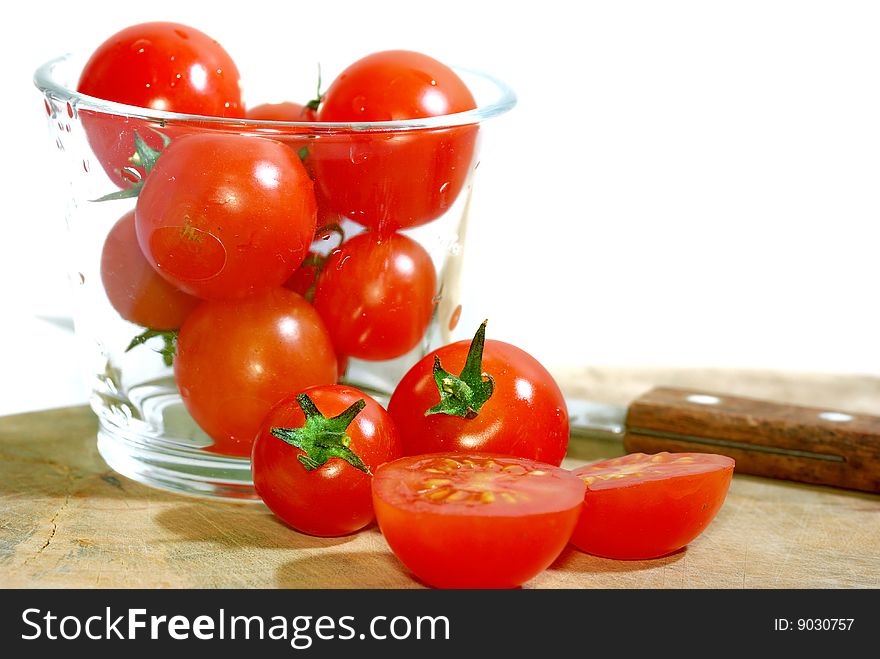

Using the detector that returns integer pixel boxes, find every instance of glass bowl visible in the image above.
[34,53,516,500]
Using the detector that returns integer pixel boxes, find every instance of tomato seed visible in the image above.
[425,488,453,501]
[423,478,453,488]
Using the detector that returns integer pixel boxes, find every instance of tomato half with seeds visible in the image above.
[135,132,317,300]
[175,288,337,456]
[571,452,735,560]
[252,385,401,537]
[372,452,585,588]
[100,210,199,329]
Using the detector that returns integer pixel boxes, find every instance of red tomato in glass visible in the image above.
[252,385,401,537]
[78,22,244,187]
[175,288,337,456]
[314,50,478,232]
[372,452,585,588]
[100,210,199,329]
[387,323,569,465]
[312,232,437,361]
[247,101,317,122]
[135,132,317,300]
[571,452,735,560]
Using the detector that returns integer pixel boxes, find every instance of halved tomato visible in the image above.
[571,452,734,560]
[372,452,585,589]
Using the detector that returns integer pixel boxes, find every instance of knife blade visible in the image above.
[567,386,880,493]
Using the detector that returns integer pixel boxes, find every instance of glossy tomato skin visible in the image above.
[312,232,437,361]
[571,452,735,560]
[252,385,401,537]
[135,133,317,300]
[175,288,337,456]
[314,50,478,232]
[247,102,317,122]
[372,452,585,588]
[100,210,199,330]
[388,340,569,465]
[78,22,244,187]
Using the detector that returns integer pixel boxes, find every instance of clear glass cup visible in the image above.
[34,53,516,500]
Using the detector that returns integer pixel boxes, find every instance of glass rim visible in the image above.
[34,53,517,133]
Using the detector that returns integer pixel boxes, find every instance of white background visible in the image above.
[2,0,879,415]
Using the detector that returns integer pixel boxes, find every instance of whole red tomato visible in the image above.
[373,452,585,588]
[313,50,478,232]
[175,288,337,456]
[571,453,734,559]
[252,385,401,537]
[78,22,244,188]
[135,132,317,300]
[100,210,199,330]
[311,231,437,361]
[387,322,569,465]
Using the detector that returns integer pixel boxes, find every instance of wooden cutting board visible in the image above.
[2,368,878,588]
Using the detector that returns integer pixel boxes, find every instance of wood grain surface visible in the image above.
[2,369,879,589]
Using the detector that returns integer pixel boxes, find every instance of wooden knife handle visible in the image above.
[622,387,880,493]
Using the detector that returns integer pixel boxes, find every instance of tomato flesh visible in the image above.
[372,453,585,588]
[571,452,734,560]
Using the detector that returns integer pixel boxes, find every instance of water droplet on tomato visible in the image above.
[77,272,85,285]
[82,159,90,173]
[44,98,52,116]
[348,144,369,164]
[55,137,64,151]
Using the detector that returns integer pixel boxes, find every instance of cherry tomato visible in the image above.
[314,50,478,232]
[387,322,569,465]
[100,210,199,329]
[135,132,317,300]
[78,22,244,188]
[312,232,437,361]
[247,101,317,122]
[175,288,337,456]
[571,452,735,559]
[372,452,585,588]
[252,385,401,537]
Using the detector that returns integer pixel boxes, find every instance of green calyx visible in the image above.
[271,394,371,474]
[425,320,496,419]
[125,328,178,367]
[94,129,170,202]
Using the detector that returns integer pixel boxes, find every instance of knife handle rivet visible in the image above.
[686,394,721,405]
[818,411,853,423]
